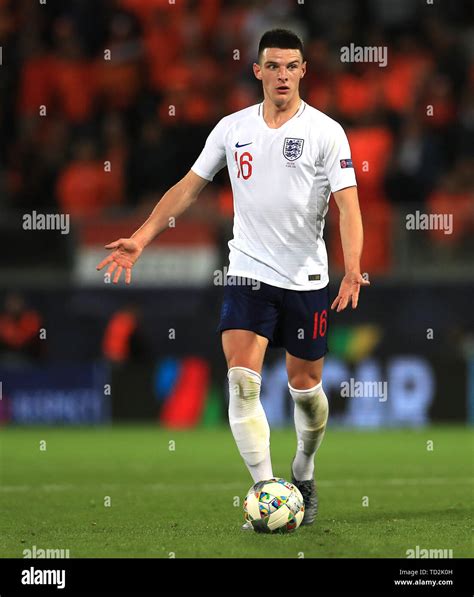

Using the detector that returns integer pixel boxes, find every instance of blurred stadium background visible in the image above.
[0,0,473,431]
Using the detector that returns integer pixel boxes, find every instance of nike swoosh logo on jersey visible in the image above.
[235,142,253,148]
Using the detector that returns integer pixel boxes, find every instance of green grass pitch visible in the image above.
[0,425,472,558]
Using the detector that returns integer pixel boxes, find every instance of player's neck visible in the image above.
[262,96,302,129]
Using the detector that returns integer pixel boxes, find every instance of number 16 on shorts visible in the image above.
[313,310,327,339]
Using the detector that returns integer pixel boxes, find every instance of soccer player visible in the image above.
[97,29,369,528]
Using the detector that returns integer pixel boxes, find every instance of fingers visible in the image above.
[332,274,371,312]
[331,295,348,312]
[106,262,118,278]
[96,255,114,271]
[351,285,361,309]
[113,266,123,284]
[337,296,349,312]
[96,238,124,270]
[97,240,133,284]
[333,288,362,312]
[332,289,355,312]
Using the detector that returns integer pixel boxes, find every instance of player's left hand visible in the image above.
[331,272,370,312]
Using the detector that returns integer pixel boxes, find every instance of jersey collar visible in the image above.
[257,100,306,129]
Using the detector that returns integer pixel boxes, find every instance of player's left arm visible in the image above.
[331,185,370,312]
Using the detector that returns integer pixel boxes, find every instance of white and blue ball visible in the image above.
[243,477,305,533]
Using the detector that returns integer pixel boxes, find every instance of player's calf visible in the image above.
[289,381,328,524]
[228,366,273,483]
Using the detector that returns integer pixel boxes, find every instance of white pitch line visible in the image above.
[320,477,474,487]
[0,477,472,493]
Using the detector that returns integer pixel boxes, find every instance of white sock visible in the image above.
[228,366,273,483]
[289,381,329,481]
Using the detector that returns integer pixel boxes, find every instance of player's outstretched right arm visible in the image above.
[96,170,209,284]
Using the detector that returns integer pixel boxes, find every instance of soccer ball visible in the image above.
[243,477,305,533]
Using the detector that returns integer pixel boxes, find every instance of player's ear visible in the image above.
[301,61,307,78]
[253,62,263,80]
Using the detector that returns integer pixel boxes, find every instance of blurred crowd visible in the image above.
[0,0,473,271]
[0,292,43,362]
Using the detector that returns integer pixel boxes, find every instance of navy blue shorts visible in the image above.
[217,278,329,361]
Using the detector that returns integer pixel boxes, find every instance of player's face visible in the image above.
[253,48,306,107]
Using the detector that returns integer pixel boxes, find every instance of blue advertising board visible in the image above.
[0,363,110,425]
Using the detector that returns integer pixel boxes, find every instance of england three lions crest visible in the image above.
[283,137,304,161]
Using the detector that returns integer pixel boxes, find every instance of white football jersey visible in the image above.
[191,100,357,290]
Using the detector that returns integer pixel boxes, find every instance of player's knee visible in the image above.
[228,366,262,400]
[227,358,262,373]
[288,374,321,391]
[288,381,329,426]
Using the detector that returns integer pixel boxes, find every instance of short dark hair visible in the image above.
[258,29,304,62]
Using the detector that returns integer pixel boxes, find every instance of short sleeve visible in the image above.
[191,118,227,181]
[322,122,357,192]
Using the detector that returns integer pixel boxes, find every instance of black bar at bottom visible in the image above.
[0,557,471,595]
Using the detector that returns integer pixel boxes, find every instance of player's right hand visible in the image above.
[96,238,143,284]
